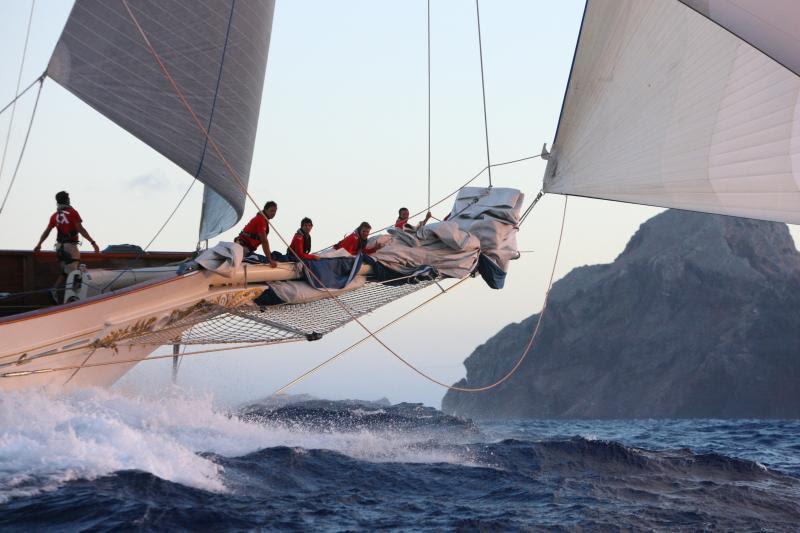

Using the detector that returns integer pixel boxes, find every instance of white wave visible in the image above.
[0,388,475,502]
[0,388,270,502]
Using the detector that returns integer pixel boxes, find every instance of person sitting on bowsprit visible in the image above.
[34,191,100,302]
[235,200,278,268]
[287,217,320,262]
[394,207,432,231]
[334,221,382,256]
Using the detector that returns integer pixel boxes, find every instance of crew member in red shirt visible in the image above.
[235,200,278,267]
[334,221,382,256]
[34,191,100,302]
[394,207,432,231]
[287,217,319,262]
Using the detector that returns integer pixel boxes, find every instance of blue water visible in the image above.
[1,390,799,530]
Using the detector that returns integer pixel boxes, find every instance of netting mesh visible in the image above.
[117,279,438,347]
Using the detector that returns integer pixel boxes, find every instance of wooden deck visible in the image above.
[0,249,193,317]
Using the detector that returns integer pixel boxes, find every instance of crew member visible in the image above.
[33,191,100,302]
[287,217,319,261]
[235,200,278,268]
[394,207,432,230]
[334,221,382,256]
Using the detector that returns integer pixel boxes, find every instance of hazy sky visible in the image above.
[2,1,796,407]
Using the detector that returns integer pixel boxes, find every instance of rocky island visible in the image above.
[442,210,800,419]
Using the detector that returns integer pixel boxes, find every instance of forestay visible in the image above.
[47,0,275,240]
[544,0,800,225]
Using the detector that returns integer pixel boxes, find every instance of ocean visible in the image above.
[1,389,798,531]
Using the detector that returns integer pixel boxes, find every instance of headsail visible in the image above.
[47,0,275,240]
[679,0,800,77]
[544,0,800,225]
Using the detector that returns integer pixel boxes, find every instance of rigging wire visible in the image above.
[0,0,36,193]
[277,194,566,395]
[426,0,432,211]
[474,0,493,187]
[34,2,551,389]
[272,276,470,395]
[0,75,42,118]
[0,77,44,218]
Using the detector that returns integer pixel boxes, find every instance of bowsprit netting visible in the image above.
[116,279,439,347]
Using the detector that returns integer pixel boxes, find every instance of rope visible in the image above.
[120,0,452,380]
[0,75,42,118]
[375,152,543,235]
[0,0,36,192]
[474,0,492,187]
[0,338,305,379]
[0,77,44,217]
[40,4,550,391]
[272,276,470,395]
[380,194,566,393]
[273,194,562,395]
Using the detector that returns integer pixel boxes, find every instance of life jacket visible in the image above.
[287,228,311,256]
[237,213,268,251]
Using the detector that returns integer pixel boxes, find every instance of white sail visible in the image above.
[679,0,800,77]
[47,0,275,240]
[544,0,800,224]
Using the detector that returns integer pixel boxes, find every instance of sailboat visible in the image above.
[1,0,799,392]
[0,0,524,391]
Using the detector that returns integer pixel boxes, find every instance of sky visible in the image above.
[2,1,796,407]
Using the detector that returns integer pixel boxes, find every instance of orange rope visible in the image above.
[121,2,563,395]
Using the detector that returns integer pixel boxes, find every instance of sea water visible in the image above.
[0,389,798,530]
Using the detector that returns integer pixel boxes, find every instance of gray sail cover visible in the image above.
[47,0,275,240]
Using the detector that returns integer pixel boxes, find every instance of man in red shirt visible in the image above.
[235,200,278,268]
[287,217,319,262]
[394,207,432,231]
[34,191,100,301]
[334,222,382,255]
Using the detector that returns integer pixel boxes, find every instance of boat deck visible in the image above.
[0,249,193,318]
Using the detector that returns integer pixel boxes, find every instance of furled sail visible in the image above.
[47,0,275,240]
[544,0,800,225]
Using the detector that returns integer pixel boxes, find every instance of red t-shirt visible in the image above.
[289,232,319,260]
[334,232,377,255]
[47,207,82,243]
[238,213,268,251]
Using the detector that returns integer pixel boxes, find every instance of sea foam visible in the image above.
[0,388,473,502]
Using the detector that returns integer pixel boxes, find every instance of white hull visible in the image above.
[0,262,307,391]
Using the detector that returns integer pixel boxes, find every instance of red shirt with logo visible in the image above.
[47,207,82,243]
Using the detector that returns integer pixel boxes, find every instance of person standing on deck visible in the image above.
[334,222,382,256]
[287,217,319,261]
[235,200,278,268]
[33,191,100,301]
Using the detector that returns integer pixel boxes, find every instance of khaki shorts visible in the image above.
[55,242,80,274]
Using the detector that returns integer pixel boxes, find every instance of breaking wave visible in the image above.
[1,389,799,530]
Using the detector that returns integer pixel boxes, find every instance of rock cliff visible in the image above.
[442,210,800,419]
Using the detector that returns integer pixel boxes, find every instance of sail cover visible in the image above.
[544,0,800,225]
[47,0,275,240]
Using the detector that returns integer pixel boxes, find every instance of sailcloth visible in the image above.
[544,0,800,224]
[47,0,275,240]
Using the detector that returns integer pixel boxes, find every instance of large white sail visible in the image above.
[544,0,800,224]
[679,0,800,77]
[47,0,275,240]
